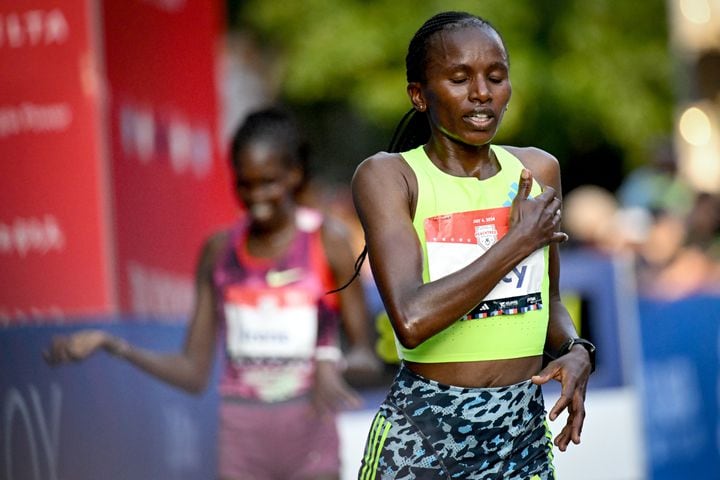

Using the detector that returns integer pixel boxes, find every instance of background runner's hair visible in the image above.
[330,11,503,294]
[230,106,311,190]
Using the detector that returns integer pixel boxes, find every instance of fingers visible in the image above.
[549,379,586,451]
[554,423,574,452]
[531,364,556,386]
[552,232,570,243]
[43,331,106,365]
[546,194,568,243]
[516,168,533,201]
[553,394,586,451]
[341,387,364,410]
[43,336,70,365]
[549,393,572,421]
[570,400,586,445]
[315,386,362,414]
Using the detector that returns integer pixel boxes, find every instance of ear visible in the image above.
[407,82,427,112]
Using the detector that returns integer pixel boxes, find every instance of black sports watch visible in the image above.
[558,337,596,373]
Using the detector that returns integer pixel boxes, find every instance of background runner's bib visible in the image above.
[212,208,341,402]
[224,285,318,359]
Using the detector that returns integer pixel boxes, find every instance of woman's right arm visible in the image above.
[352,153,563,349]
[44,232,228,394]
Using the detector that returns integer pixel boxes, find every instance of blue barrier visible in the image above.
[558,249,636,389]
[3,251,717,479]
[0,320,219,480]
[638,295,720,479]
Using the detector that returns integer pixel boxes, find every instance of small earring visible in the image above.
[416,103,426,112]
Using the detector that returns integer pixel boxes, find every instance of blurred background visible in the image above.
[1,0,719,479]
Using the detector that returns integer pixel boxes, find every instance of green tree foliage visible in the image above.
[234,0,674,183]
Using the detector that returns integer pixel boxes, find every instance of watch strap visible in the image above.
[559,337,596,373]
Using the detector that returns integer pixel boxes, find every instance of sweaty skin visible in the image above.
[352,25,591,451]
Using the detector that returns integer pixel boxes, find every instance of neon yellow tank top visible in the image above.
[397,145,550,363]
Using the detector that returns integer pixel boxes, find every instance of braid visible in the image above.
[325,107,416,295]
[406,11,497,84]
[398,12,501,152]
[329,12,502,295]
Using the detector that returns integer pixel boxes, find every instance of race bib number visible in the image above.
[424,206,544,318]
[223,286,318,360]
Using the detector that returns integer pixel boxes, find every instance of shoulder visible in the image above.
[316,213,358,277]
[205,228,233,252]
[499,145,561,190]
[198,228,232,274]
[500,145,559,171]
[353,150,417,197]
[354,151,412,178]
[319,213,350,239]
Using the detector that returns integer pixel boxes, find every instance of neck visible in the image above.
[247,208,297,258]
[424,138,499,180]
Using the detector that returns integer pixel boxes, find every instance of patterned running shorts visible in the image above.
[358,365,555,480]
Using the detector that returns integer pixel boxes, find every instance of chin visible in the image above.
[454,134,496,148]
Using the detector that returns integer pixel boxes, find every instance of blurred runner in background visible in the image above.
[45,106,381,480]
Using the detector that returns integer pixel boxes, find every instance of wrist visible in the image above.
[106,336,130,358]
[315,345,342,363]
[558,337,596,373]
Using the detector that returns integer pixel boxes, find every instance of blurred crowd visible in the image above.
[563,139,720,301]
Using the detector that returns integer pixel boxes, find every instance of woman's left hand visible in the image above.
[531,347,592,451]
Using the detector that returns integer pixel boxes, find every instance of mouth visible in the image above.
[463,109,495,129]
[249,202,274,220]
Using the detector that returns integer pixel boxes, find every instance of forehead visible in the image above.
[235,141,289,172]
[426,25,508,70]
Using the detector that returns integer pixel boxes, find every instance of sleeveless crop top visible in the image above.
[212,208,340,402]
[397,145,550,363]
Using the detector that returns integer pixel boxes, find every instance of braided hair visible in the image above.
[329,12,504,294]
[391,11,505,154]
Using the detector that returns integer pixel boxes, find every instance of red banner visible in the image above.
[103,0,237,317]
[0,1,115,323]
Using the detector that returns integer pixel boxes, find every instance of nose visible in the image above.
[247,184,272,204]
[469,76,491,103]
[237,180,270,206]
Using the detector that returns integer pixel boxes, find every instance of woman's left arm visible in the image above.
[508,146,593,452]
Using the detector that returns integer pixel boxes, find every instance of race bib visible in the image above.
[223,285,318,360]
[424,206,544,318]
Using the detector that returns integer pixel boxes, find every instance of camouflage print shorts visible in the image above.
[358,365,555,480]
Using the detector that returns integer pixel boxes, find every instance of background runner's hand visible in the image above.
[312,360,363,415]
[531,347,592,451]
[43,330,122,365]
[510,169,568,248]
[342,345,383,388]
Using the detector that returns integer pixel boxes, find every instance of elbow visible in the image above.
[185,381,207,395]
[183,378,210,395]
[391,311,427,350]
[181,368,211,395]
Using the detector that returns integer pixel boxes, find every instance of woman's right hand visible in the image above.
[510,168,568,250]
[43,330,125,365]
